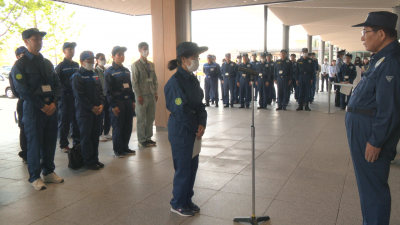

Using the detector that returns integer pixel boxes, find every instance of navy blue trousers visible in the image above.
[110,99,133,153]
[100,98,111,135]
[58,92,80,148]
[23,101,58,183]
[257,79,269,108]
[268,83,276,104]
[204,77,211,102]
[346,112,397,225]
[340,92,352,109]
[223,77,236,106]
[309,73,317,102]
[298,75,311,104]
[239,77,251,107]
[235,85,240,102]
[210,77,219,102]
[168,115,199,208]
[77,113,101,166]
[277,78,289,108]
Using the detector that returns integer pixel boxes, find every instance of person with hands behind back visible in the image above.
[105,46,136,158]
[11,28,64,190]
[165,42,208,217]
[71,51,105,170]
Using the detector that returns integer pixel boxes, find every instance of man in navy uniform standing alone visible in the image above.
[347,11,400,224]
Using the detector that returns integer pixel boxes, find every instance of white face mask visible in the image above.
[186,59,199,73]
[99,60,106,66]
[141,50,149,58]
[261,59,266,63]
[237,59,242,63]
[303,53,308,57]
[83,63,94,71]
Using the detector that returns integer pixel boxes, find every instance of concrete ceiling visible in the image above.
[54,0,400,52]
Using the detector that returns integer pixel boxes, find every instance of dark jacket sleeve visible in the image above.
[165,76,199,134]
[71,73,94,111]
[216,64,222,80]
[52,68,62,104]
[105,70,116,108]
[289,61,293,79]
[368,58,400,148]
[194,79,207,128]
[337,65,343,82]
[11,62,46,109]
[349,67,357,84]
[274,62,278,80]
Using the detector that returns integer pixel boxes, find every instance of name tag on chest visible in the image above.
[210,68,214,71]
[279,71,283,74]
[225,73,229,76]
[123,83,130,88]
[42,85,52,92]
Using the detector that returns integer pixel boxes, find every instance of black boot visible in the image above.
[205,101,210,107]
[296,103,303,111]
[305,103,311,111]
[215,101,219,107]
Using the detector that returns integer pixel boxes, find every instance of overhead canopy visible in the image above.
[54,0,400,52]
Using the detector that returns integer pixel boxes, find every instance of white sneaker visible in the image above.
[99,135,108,142]
[104,133,112,139]
[42,172,64,183]
[31,178,46,191]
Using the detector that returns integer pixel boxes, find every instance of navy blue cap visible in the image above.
[281,49,288,53]
[302,48,308,52]
[311,52,316,55]
[290,54,296,57]
[242,53,248,57]
[15,46,27,55]
[207,54,213,58]
[260,52,267,57]
[352,11,398,29]
[176,42,208,57]
[252,53,257,56]
[63,42,77,50]
[212,55,216,59]
[225,53,231,57]
[337,49,346,55]
[112,46,127,56]
[308,53,312,56]
[236,55,242,58]
[21,28,46,40]
[80,51,96,61]
[266,52,272,56]
[345,53,353,59]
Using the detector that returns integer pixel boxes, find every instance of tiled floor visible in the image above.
[0,92,400,225]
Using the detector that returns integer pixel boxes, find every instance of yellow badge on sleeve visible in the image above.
[175,98,182,105]
[16,74,22,80]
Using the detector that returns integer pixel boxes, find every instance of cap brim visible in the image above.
[112,47,127,55]
[39,31,47,37]
[351,22,374,27]
[64,42,77,50]
[198,46,208,54]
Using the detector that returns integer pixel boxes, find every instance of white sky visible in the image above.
[2,4,309,65]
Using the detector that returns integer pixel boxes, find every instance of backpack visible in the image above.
[68,144,84,170]
[8,72,20,98]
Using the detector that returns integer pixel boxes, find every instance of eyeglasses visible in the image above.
[362,29,376,37]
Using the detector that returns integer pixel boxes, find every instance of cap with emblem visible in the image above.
[15,46,27,55]
[21,28,47,40]
[176,42,208,57]
[225,53,231,57]
[112,46,127,56]
[242,53,249,57]
[302,48,309,52]
[80,51,96,61]
[345,53,353,59]
[352,11,398,29]
[63,42,77,50]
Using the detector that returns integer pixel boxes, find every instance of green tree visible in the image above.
[0,0,83,65]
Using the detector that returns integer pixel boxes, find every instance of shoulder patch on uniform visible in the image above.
[286,60,289,63]
[265,64,268,67]
[16,74,22,80]
[175,98,182,105]
[308,60,311,63]
[375,57,385,68]
[299,62,303,64]
[386,76,393,82]
[350,66,353,69]
[277,62,281,64]
[247,64,250,67]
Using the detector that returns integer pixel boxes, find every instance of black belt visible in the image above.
[346,107,376,116]
[117,95,131,99]
[171,111,195,116]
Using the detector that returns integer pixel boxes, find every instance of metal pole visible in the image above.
[251,80,255,218]
[328,80,331,113]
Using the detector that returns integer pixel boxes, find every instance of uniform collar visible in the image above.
[178,67,192,80]
[25,51,43,61]
[79,67,92,74]
[371,40,400,61]
[63,58,74,65]
[112,62,124,70]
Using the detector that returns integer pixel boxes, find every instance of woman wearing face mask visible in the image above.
[165,42,208,217]
[71,51,105,170]
[354,57,362,68]
[94,53,111,142]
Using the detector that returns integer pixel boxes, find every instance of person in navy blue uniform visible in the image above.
[274,49,293,110]
[296,48,315,111]
[105,46,136,158]
[235,55,242,104]
[165,42,207,217]
[221,53,238,108]
[290,54,298,102]
[266,53,276,105]
[9,46,28,163]
[251,53,259,101]
[71,51,105,170]
[347,12,400,225]
[335,50,346,107]
[212,55,224,103]
[337,53,357,110]
[255,52,271,109]
[11,28,64,190]
[309,52,319,104]
[203,54,221,107]
[237,53,253,108]
[54,42,80,153]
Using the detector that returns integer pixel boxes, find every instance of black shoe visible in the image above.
[84,164,100,170]
[230,105,234,108]
[276,107,283,110]
[296,104,303,111]
[147,140,156,146]
[215,102,219,107]
[114,152,125,158]
[188,203,200,213]
[124,149,136,154]
[239,106,245,108]
[305,103,311,111]
[283,107,287,110]
[246,106,249,108]
[321,90,324,92]
[257,107,263,109]
[138,142,150,147]
[170,206,195,217]
[211,101,214,105]
[95,161,105,168]
[224,105,229,108]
